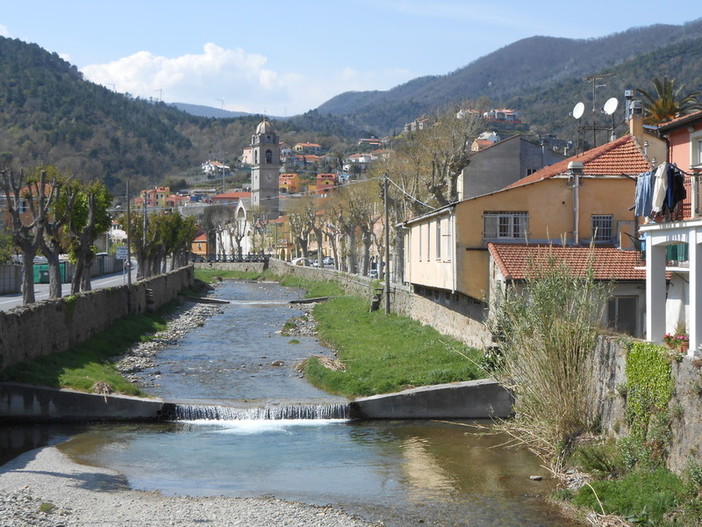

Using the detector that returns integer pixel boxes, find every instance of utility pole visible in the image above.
[384,174,390,314]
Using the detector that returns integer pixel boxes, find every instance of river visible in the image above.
[2,280,581,526]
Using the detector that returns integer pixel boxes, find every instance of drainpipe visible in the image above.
[568,161,584,245]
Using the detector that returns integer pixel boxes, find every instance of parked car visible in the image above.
[323,256,334,266]
[368,269,378,279]
[290,257,312,267]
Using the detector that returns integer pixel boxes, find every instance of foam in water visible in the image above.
[173,402,350,421]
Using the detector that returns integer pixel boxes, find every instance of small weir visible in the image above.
[172,402,351,420]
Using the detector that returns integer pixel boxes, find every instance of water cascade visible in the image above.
[172,402,351,421]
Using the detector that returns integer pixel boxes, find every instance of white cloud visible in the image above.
[0,25,11,38]
[81,43,290,113]
[80,42,414,116]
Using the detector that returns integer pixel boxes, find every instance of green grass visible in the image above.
[278,274,344,298]
[0,309,174,397]
[573,468,683,525]
[304,295,483,397]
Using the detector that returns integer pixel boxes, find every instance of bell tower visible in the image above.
[251,118,281,218]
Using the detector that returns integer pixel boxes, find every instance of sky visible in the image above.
[0,1,699,116]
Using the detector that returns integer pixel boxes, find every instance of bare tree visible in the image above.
[0,168,58,304]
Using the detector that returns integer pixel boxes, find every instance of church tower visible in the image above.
[250,118,281,218]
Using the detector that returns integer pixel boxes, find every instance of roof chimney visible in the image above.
[628,100,644,141]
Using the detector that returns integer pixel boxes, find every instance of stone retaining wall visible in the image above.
[0,266,194,370]
[588,335,702,474]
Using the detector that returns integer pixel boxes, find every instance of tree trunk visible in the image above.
[44,248,63,299]
[21,249,36,304]
[81,254,93,292]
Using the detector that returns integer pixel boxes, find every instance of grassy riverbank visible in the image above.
[0,309,173,396]
[196,268,484,397]
[305,295,483,396]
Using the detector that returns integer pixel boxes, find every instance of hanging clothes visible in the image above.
[651,162,669,215]
[665,164,687,214]
[634,170,655,217]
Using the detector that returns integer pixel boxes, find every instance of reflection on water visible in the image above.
[58,419,576,526]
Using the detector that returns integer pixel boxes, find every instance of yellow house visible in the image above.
[279,173,301,194]
[402,134,652,305]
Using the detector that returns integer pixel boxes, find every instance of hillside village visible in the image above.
[101,91,701,359]
[3,16,702,524]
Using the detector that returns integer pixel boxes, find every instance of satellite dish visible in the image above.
[603,97,619,115]
[572,102,585,119]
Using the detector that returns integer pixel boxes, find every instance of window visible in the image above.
[592,215,613,244]
[435,220,441,260]
[265,149,273,164]
[417,223,422,261]
[483,212,528,240]
[692,130,702,168]
[607,296,637,336]
[425,223,431,261]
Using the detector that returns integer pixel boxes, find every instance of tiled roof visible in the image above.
[212,192,251,199]
[487,243,646,281]
[504,135,650,189]
[657,109,702,131]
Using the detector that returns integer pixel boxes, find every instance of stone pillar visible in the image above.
[689,228,702,355]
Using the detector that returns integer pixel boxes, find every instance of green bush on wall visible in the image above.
[624,341,674,468]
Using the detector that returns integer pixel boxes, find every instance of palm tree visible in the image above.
[636,76,702,125]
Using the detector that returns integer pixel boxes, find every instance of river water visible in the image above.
[3,281,581,526]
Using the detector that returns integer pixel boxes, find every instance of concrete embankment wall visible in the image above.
[0,383,166,423]
[351,379,513,419]
[0,266,194,370]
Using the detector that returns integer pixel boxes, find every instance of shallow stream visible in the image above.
[4,280,581,526]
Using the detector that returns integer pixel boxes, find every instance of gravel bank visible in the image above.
[0,447,381,526]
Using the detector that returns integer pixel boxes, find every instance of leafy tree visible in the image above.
[64,181,112,293]
[636,76,702,124]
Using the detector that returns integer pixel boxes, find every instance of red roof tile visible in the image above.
[487,243,646,281]
[504,135,651,189]
[657,109,702,131]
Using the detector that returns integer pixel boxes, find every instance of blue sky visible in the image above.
[1,1,699,116]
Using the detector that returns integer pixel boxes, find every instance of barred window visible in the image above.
[483,212,528,240]
[592,215,613,243]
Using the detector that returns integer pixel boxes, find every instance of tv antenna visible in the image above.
[603,97,619,141]
[572,102,585,152]
[571,73,619,151]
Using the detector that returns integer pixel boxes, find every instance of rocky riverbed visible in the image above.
[0,447,381,527]
[114,298,226,386]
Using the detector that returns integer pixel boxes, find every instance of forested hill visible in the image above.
[0,37,200,193]
[317,18,702,136]
[0,37,365,195]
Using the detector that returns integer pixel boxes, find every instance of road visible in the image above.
[0,267,137,312]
